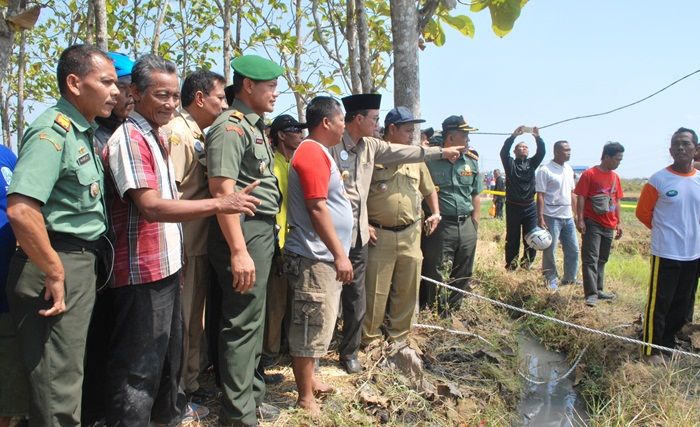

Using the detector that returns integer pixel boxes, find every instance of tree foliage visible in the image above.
[0,0,528,146]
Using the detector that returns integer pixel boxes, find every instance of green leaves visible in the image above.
[470,0,529,37]
[440,14,475,38]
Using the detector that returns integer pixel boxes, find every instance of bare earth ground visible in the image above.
[182,195,699,426]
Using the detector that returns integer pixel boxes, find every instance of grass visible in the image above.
[477,195,700,426]
[182,192,698,426]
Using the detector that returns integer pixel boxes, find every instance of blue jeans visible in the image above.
[542,215,579,282]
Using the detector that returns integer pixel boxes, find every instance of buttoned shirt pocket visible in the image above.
[252,141,272,176]
[457,172,477,187]
[431,171,451,190]
[74,162,102,208]
[371,165,396,189]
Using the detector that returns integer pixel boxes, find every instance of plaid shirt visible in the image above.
[106,112,183,287]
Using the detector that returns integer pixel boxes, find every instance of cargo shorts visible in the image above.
[283,251,342,358]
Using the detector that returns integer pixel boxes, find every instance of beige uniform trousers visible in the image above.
[181,255,209,393]
[363,222,422,344]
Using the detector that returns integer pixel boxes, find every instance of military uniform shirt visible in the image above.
[162,109,210,256]
[9,97,106,241]
[329,131,442,246]
[367,163,434,227]
[206,99,279,216]
[426,150,483,217]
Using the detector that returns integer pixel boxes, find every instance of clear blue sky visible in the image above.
[410,1,700,178]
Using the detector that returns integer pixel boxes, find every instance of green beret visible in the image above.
[231,55,284,81]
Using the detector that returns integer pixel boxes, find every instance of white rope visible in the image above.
[421,275,700,360]
[518,346,588,385]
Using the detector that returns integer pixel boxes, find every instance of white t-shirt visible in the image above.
[636,167,700,261]
[535,161,575,219]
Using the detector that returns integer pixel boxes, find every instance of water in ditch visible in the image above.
[517,334,589,426]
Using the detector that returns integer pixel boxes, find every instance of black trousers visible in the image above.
[81,287,114,425]
[106,273,184,427]
[505,201,538,268]
[494,196,504,218]
[642,256,699,356]
[206,262,222,387]
[339,243,368,360]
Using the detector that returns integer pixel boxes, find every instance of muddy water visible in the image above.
[517,334,589,426]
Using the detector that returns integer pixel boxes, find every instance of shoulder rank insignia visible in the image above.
[226,125,244,136]
[228,110,245,122]
[53,113,71,133]
[168,134,181,146]
[466,149,479,160]
[39,132,62,151]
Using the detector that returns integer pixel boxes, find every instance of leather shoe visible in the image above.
[256,402,281,422]
[257,365,284,384]
[341,357,363,374]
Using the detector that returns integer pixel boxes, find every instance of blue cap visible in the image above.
[108,52,134,79]
[384,106,426,127]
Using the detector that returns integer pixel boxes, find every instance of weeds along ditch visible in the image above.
[475,195,700,426]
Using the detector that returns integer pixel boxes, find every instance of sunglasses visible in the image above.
[282,127,303,133]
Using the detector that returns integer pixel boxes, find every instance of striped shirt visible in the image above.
[107,112,183,287]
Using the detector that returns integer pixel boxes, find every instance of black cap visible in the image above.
[441,115,478,133]
[384,106,426,127]
[269,114,307,135]
[342,93,382,113]
[421,127,434,139]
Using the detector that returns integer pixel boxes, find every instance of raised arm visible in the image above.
[531,126,546,168]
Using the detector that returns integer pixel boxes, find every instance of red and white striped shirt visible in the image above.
[106,112,183,287]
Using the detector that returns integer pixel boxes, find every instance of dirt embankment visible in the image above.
[188,204,698,426]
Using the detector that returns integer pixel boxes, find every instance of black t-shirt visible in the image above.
[499,135,546,203]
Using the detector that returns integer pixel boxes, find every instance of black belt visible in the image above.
[506,199,535,207]
[442,215,471,223]
[369,220,418,232]
[47,231,106,254]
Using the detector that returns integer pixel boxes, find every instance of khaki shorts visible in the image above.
[283,251,342,358]
[0,313,29,417]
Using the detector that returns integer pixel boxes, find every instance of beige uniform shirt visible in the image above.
[163,109,210,256]
[329,131,442,246]
[367,163,434,228]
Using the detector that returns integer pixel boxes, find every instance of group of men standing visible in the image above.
[0,41,697,427]
[0,43,477,426]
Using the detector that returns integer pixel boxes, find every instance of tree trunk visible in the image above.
[1,94,10,148]
[390,0,420,141]
[93,0,108,50]
[17,29,26,143]
[355,0,371,93]
[131,0,140,58]
[220,0,232,83]
[150,1,168,54]
[346,0,361,94]
[0,0,21,91]
[293,0,305,120]
[85,0,95,44]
